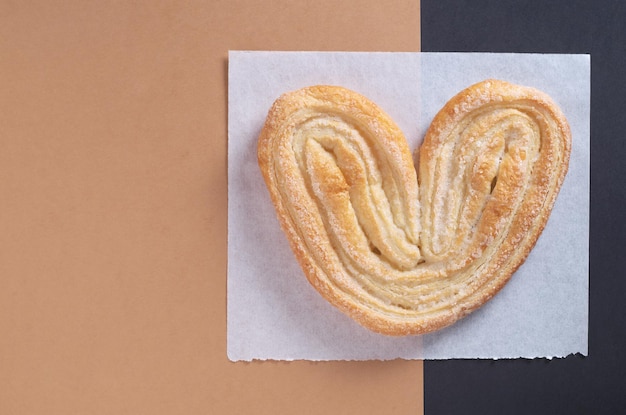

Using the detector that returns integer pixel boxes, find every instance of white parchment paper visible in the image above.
[227,52,589,361]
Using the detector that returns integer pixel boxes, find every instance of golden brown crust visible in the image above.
[257,81,571,336]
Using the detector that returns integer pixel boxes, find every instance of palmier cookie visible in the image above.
[257,80,571,336]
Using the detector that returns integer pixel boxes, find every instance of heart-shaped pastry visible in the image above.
[257,80,571,336]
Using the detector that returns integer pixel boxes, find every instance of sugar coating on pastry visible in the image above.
[257,80,571,336]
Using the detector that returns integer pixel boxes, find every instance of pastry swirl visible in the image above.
[257,80,571,335]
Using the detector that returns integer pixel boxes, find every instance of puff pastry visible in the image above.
[257,80,571,336]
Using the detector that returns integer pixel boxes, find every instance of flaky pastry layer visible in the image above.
[257,80,571,336]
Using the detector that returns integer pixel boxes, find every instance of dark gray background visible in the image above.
[422,0,626,413]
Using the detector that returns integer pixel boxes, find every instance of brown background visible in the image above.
[0,1,422,413]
